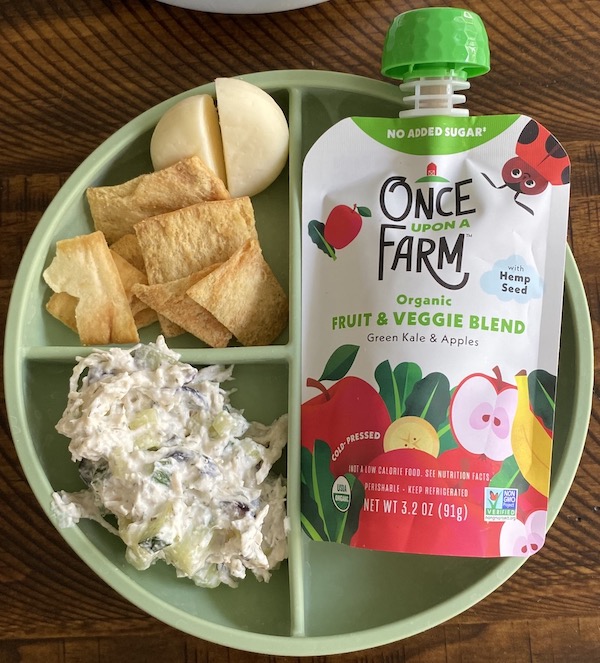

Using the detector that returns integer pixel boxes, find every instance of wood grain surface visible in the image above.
[1,1,599,661]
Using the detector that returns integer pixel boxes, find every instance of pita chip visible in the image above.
[87,156,230,244]
[132,268,232,348]
[46,249,156,331]
[186,238,288,346]
[134,196,257,337]
[110,233,146,273]
[109,252,158,330]
[46,292,78,333]
[109,251,151,317]
[134,196,257,282]
[42,231,139,345]
[133,306,159,329]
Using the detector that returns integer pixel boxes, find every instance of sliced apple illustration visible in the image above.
[449,366,518,461]
[150,94,227,181]
[499,510,546,556]
[215,77,289,198]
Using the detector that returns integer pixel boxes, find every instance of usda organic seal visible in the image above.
[332,476,351,512]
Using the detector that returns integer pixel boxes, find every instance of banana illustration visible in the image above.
[383,416,440,457]
[511,370,552,497]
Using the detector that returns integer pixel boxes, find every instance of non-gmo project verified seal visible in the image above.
[484,487,518,522]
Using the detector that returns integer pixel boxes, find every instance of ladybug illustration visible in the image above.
[482,119,570,215]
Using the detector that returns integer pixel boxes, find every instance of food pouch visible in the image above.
[300,8,570,557]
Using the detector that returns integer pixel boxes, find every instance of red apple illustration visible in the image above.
[301,375,390,477]
[351,446,503,556]
[438,446,503,488]
[350,446,505,556]
[434,448,504,556]
[432,496,503,557]
[352,448,503,556]
[517,485,547,521]
[351,448,446,553]
[324,204,370,249]
[449,366,518,462]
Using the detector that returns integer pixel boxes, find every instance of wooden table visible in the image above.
[1,1,599,661]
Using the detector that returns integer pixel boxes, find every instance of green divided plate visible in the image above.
[3,70,594,656]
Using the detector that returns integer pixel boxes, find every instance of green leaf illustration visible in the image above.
[375,361,398,419]
[338,473,365,544]
[436,421,458,454]
[489,455,530,493]
[300,480,327,541]
[404,372,451,430]
[312,439,342,541]
[319,344,359,381]
[301,442,365,545]
[375,360,423,421]
[528,369,556,432]
[301,446,315,501]
[356,206,372,217]
[308,219,336,260]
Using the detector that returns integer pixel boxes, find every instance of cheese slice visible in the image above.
[150,94,227,183]
[215,77,289,197]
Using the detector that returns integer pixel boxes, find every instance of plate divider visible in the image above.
[285,84,306,638]
[21,344,293,364]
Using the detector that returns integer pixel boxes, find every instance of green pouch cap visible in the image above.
[382,7,490,82]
